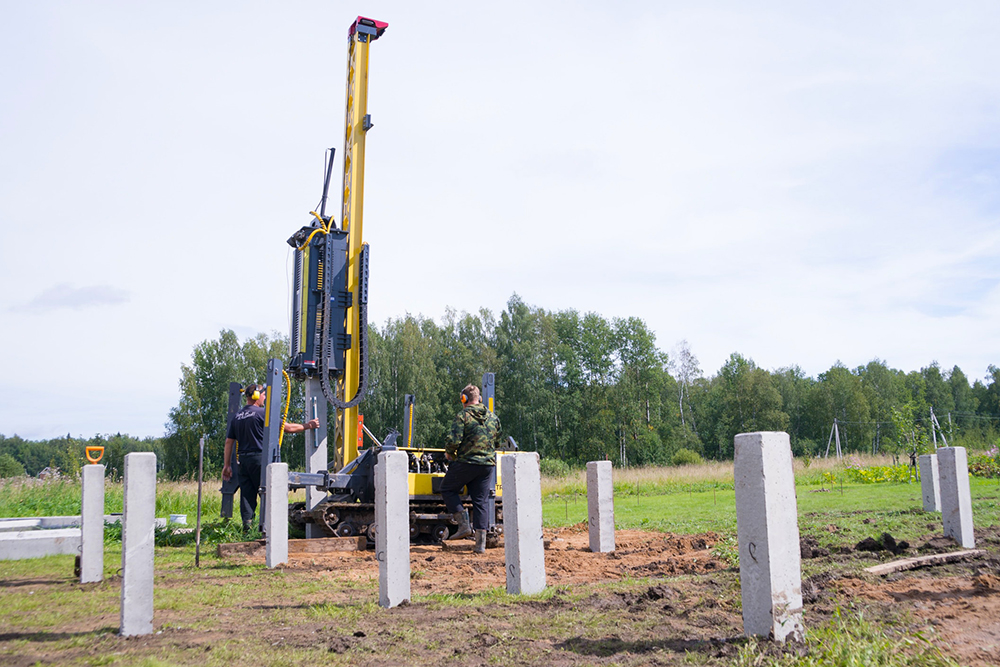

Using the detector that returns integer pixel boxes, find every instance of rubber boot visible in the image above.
[447,510,472,540]
[474,529,487,554]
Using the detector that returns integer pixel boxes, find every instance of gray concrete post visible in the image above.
[375,450,410,608]
[938,447,975,548]
[734,432,804,643]
[265,463,289,568]
[80,464,105,583]
[919,454,941,512]
[304,378,328,539]
[258,359,284,531]
[501,452,546,595]
[120,452,156,637]
[586,461,615,553]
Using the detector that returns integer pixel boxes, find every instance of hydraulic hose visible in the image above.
[277,369,292,451]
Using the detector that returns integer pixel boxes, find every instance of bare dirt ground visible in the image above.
[244,527,728,595]
[832,564,1000,666]
[4,527,1000,666]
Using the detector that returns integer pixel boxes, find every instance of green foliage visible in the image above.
[164,329,295,480]
[103,521,123,544]
[0,477,223,519]
[969,449,1000,478]
[0,453,25,478]
[670,448,702,466]
[839,457,915,484]
[710,533,738,568]
[843,464,914,484]
[736,607,960,667]
[103,518,263,547]
[153,295,1000,475]
[0,432,162,480]
[699,353,789,459]
[538,457,572,478]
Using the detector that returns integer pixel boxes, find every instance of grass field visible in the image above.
[0,458,995,666]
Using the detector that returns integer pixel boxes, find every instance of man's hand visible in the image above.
[305,419,320,430]
[222,464,232,481]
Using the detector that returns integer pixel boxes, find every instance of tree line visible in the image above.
[0,433,164,480]
[4,294,1000,479]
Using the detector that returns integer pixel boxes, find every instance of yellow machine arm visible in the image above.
[336,16,387,469]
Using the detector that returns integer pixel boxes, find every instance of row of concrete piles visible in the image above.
[263,454,619,606]
[263,452,560,605]
[256,435,981,640]
[919,449,976,548]
[67,437,976,642]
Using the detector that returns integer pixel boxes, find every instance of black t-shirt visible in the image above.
[226,405,266,456]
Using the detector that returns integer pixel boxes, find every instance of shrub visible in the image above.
[539,457,572,478]
[0,453,25,478]
[671,448,702,467]
[843,460,914,484]
[969,453,1000,478]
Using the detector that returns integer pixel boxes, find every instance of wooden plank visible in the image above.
[288,536,367,554]
[217,540,265,558]
[864,549,985,576]
[217,536,367,559]
[440,538,551,552]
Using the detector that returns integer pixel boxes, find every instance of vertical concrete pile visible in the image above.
[734,432,804,643]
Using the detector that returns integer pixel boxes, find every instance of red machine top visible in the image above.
[349,16,389,39]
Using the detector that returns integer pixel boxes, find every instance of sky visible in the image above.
[2,2,999,440]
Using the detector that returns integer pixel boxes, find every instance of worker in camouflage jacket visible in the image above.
[441,383,502,553]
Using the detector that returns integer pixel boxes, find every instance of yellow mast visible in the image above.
[336,17,386,469]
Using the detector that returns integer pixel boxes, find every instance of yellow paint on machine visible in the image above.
[407,473,441,496]
[399,449,514,499]
[337,21,376,469]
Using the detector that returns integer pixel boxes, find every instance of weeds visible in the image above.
[711,533,739,568]
[735,608,960,667]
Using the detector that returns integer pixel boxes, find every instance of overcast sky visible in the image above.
[2,2,999,440]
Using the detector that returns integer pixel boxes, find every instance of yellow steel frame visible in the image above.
[335,21,379,469]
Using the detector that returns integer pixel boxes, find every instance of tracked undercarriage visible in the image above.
[289,497,503,545]
[286,440,506,547]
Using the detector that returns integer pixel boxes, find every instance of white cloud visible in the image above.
[11,284,130,312]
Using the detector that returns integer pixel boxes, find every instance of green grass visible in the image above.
[735,607,960,666]
[543,476,1000,545]
[0,477,225,519]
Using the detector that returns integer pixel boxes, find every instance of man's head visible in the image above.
[460,384,481,406]
[245,383,266,406]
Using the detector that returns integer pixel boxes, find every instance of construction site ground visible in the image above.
[3,524,1000,666]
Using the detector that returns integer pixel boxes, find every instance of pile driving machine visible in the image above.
[231,17,513,544]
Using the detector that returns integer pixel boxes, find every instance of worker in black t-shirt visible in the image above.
[223,383,319,530]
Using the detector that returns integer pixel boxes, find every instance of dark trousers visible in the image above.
[238,454,262,529]
[440,461,494,531]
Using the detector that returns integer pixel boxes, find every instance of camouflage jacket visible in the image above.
[446,403,501,466]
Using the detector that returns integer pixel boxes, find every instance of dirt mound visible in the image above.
[241,529,726,594]
[800,536,830,559]
[856,532,909,555]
